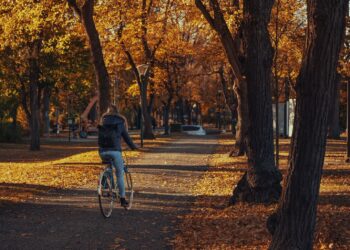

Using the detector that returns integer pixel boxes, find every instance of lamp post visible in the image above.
[137,64,149,148]
[216,90,223,129]
[113,75,118,105]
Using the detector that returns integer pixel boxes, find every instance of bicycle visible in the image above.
[97,152,134,218]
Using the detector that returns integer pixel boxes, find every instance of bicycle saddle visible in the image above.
[102,158,114,164]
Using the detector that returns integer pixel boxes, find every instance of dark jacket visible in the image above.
[99,114,137,152]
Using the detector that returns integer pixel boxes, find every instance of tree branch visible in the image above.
[66,0,82,18]
[118,27,142,86]
[195,0,217,30]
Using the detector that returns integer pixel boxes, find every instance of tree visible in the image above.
[67,0,111,114]
[0,0,78,150]
[231,0,282,204]
[28,39,41,150]
[0,0,94,149]
[268,1,348,248]
[196,0,282,204]
[218,65,237,137]
[195,0,249,156]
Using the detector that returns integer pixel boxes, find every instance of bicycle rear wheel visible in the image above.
[98,170,114,218]
[124,167,134,210]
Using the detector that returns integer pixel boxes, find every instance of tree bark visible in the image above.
[328,73,341,139]
[67,0,111,114]
[29,40,41,151]
[230,0,282,204]
[268,1,348,249]
[218,66,244,156]
[232,77,248,156]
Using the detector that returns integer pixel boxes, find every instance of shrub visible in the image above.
[0,122,22,142]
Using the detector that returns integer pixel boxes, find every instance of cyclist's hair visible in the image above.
[100,104,129,130]
[107,104,119,115]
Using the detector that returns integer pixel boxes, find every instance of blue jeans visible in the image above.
[99,151,125,198]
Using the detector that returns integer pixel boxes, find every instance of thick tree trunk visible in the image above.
[230,0,282,204]
[268,1,348,249]
[69,0,111,114]
[328,73,341,139]
[29,40,41,151]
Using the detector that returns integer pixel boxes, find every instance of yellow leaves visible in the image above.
[0,148,140,192]
[127,83,140,97]
[175,134,350,249]
[0,0,74,52]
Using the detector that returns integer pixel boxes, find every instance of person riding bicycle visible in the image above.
[98,105,137,207]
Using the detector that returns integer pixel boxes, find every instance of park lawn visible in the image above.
[0,136,172,204]
[174,134,350,250]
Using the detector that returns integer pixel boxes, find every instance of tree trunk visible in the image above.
[147,93,155,115]
[268,1,348,249]
[230,0,282,204]
[29,40,41,151]
[196,0,249,156]
[163,100,171,135]
[140,81,155,139]
[216,23,249,158]
[70,0,111,114]
[42,86,51,135]
[230,78,248,157]
[218,67,244,156]
[328,73,341,139]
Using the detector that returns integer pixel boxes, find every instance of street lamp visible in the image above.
[137,64,149,148]
[113,75,119,105]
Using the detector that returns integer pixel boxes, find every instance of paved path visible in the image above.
[0,135,217,249]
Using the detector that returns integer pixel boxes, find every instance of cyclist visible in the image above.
[98,104,137,207]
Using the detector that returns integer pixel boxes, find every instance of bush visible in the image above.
[0,122,22,142]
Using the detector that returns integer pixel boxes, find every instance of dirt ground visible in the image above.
[0,135,217,249]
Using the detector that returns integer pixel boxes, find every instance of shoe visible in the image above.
[120,197,129,207]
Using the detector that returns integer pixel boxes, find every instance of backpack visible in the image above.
[98,124,118,148]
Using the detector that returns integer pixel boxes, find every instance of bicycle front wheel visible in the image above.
[124,168,134,210]
[98,170,114,218]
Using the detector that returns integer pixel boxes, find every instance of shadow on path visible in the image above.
[0,135,218,249]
